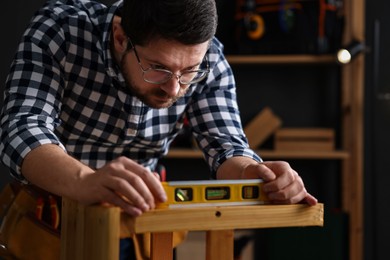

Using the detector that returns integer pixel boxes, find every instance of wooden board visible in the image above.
[61,200,121,260]
[123,204,324,234]
[244,107,282,149]
[275,128,335,151]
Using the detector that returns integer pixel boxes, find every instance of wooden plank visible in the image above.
[84,206,121,260]
[274,128,335,151]
[206,230,234,260]
[166,148,350,159]
[61,198,86,260]
[342,0,365,259]
[226,55,336,64]
[124,204,324,234]
[274,128,334,138]
[150,232,173,260]
[275,141,334,151]
[244,107,282,149]
[61,198,120,260]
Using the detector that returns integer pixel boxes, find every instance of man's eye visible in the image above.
[186,65,200,71]
[151,64,166,70]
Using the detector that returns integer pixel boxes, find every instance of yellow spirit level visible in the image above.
[157,179,269,209]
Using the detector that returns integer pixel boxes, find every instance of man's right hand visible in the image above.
[78,156,167,216]
[22,144,166,217]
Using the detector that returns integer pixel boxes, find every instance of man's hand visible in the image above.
[241,161,317,206]
[77,156,167,216]
[22,144,167,217]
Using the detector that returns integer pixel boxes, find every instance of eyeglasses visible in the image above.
[128,39,210,85]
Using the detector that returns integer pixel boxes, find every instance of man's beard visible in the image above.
[120,54,189,109]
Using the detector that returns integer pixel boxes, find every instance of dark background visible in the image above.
[0,1,388,260]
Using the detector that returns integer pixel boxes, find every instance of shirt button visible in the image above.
[127,129,136,136]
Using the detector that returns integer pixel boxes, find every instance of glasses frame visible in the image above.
[127,38,210,85]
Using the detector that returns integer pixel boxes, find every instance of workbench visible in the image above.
[60,198,324,260]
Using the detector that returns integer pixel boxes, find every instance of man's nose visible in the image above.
[160,76,181,97]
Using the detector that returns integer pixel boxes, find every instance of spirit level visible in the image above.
[157,179,269,208]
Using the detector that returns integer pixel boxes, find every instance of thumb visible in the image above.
[242,163,276,182]
[304,193,318,206]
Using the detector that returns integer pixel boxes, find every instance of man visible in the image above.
[0,0,317,258]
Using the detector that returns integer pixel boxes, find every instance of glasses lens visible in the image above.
[180,71,208,84]
[143,69,172,84]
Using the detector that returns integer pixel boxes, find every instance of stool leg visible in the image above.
[150,232,173,260]
[206,230,234,260]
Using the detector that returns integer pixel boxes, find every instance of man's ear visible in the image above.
[111,16,128,54]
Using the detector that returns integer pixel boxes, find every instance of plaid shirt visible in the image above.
[0,0,261,182]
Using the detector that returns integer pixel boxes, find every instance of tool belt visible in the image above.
[0,182,186,260]
[0,182,60,260]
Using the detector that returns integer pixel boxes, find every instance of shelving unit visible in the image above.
[226,54,336,64]
[340,1,365,260]
[166,1,364,260]
[167,148,349,160]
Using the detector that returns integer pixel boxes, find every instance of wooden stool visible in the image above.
[60,198,323,260]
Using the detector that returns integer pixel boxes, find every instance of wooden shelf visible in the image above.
[226,54,337,65]
[166,148,349,160]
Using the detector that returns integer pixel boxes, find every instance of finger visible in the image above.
[303,193,318,206]
[242,163,276,181]
[127,174,158,209]
[104,176,151,211]
[136,170,167,203]
[267,181,318,205]
[260,161,318,205]
[268,188,306,204]
[97,188,144,217]
[263,168,298,193]
[270,190,316,205]
[99,162,154,209]
[116,157,167,202]
[266,175,304,202]
[261,161,292,177]
[152,172,161,181]
[103,158,164,208]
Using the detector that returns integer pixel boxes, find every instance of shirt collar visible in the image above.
[100,1,125,84]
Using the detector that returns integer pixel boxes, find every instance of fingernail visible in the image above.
[141,203,150,211]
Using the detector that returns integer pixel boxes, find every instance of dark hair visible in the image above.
[121,0,218,46]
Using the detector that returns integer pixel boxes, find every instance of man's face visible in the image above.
[120,38,209,109]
